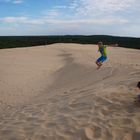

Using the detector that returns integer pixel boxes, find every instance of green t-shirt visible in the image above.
[99,45,107,57]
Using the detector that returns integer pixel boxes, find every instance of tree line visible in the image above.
[0,35,140,49]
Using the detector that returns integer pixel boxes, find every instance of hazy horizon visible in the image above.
[0,34,140,38]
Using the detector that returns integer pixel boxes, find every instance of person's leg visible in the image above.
[96,56,107,69]
[98,56,107,68]
[96,56,103,67]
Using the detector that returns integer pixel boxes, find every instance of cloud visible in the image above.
[46,18,128,25]
[0,16,139,36]
[13,0,23,4]
[0,0,23,4]
[43,0,139,21]
[0,17,44,25]
[0,0,139,36]
[0,16,128,26]
[41,5,68,19]
[42,9,60,19]
[69,0,136,16]
[0,0,10,2]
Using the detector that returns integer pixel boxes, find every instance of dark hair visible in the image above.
[137,81,140,89]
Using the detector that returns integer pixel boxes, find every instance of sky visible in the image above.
[0,0,140,37]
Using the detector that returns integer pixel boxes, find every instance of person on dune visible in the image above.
[96,42,108,69]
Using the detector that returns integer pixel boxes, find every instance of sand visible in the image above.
[0,43,140,140]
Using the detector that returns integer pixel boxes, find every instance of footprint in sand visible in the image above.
[85,126,102,139]
[108,118,134,128]
[69,101,92,110]
[99,107,112,116]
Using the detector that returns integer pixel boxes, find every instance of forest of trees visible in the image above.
[0,35,140,49]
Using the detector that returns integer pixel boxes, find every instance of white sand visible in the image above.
[0,43,140,140]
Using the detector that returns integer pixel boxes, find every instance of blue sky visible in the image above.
[0,0,140,37]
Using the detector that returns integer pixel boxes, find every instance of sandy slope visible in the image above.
[0,43,140,140]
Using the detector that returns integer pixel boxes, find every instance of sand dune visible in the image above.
[0,43,140,140]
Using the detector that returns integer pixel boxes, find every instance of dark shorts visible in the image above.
[97,56,107,63]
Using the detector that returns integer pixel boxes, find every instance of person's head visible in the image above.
[137,81,140,89]
[98,41,103,48]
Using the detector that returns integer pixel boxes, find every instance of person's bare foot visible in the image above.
[95,61,102,69]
